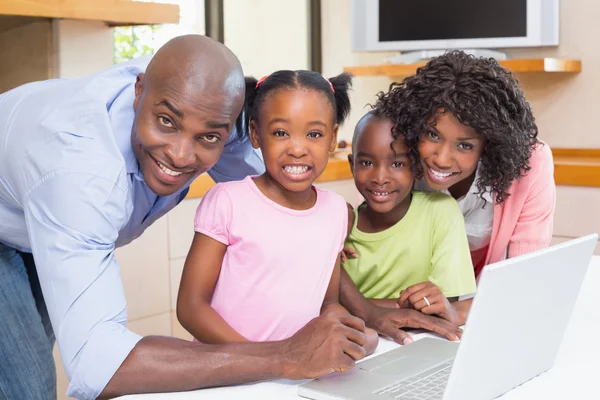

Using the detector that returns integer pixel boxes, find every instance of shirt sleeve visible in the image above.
[23,171,141,400]
[429,196,477,298]
[508,144,556,258]
[194,184,233,245]
[207,122,265,183]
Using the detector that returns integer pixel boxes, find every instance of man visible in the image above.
[0,35,460,400]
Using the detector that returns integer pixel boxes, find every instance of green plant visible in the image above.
[113,25,161,63]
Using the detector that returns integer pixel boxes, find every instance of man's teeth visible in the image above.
[429,167,453,178]
[284,165,309,175]
[157,161,183,177]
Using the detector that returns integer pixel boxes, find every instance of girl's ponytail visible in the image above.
[328,72,353,126]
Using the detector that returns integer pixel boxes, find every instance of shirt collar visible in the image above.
[465,165,493,203]
[108,82,142,178]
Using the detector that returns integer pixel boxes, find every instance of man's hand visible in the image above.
[365,307,462,346]
[279,312,369,379]
[397,281,460,324]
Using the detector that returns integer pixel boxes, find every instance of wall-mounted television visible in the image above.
[352,0,559,52]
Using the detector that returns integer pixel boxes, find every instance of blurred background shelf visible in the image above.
[0,0,180,26]
[344,58,582,77]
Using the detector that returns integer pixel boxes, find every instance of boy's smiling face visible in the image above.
[348,116,414,215]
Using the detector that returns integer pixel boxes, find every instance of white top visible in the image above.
[413,170,494,252]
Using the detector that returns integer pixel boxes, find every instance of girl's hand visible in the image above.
[340,246,358,264]
[396,281,460,325]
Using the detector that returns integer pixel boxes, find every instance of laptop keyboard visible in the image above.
[373,361,453,400]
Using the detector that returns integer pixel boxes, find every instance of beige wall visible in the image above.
[0,19,54,93]
[53,20,114,79]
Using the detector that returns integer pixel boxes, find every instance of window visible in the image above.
[113,0,202,63]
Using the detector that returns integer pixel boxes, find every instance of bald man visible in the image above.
[0,35,460,400]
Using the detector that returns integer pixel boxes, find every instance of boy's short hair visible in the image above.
[351,110,420,175]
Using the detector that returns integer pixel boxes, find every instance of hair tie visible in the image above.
[256,75,268,89]
[324,76,335,93]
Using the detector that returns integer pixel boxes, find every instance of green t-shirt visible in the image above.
[344,191,476,299]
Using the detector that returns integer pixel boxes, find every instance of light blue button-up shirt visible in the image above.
[0,57,264,399]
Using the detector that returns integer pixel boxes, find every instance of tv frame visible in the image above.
[351,0,559,52]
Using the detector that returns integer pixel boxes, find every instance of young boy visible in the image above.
[343,111,476,324]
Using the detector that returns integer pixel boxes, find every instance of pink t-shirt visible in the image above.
[194,176,348,342]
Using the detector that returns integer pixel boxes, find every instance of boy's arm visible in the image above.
[177,232,248,344]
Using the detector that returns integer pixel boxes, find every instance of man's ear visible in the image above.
[249,120,260,149]
[134,73,144,110]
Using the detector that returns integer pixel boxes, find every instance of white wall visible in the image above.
[223,0,309,76]
[52,20,114,79]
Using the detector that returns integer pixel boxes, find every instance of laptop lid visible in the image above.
[443,234,598,400]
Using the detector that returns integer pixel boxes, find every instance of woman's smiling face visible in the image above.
[418,112,485,191]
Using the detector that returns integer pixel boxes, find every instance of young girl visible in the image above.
[343,111,476,325]
[375,50,556,278]
[177,70,378,353]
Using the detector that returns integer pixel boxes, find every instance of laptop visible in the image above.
[299,234,598,400]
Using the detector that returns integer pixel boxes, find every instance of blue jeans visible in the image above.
[0,242,56,400]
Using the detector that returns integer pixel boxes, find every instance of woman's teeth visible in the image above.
[429,167,454,179]
[157,161,183,177]
[284,165,309,175]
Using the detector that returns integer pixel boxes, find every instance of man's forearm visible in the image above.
[100,336,287,399]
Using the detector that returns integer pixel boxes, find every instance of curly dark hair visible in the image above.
[374,50,539,204]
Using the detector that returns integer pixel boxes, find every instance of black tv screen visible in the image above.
[379,0,527,42]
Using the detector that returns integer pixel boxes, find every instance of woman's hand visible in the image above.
[397,282,460,325]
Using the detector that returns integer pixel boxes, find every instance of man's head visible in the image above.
[132,34,245,196]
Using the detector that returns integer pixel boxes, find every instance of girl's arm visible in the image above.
[321,254,379,355]
[321,254,350,315]
[177,232,248,344]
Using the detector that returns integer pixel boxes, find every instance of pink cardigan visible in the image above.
[480,142,556,274]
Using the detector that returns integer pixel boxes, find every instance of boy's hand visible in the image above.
[397,282,460,325]
[340,246,358,264]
